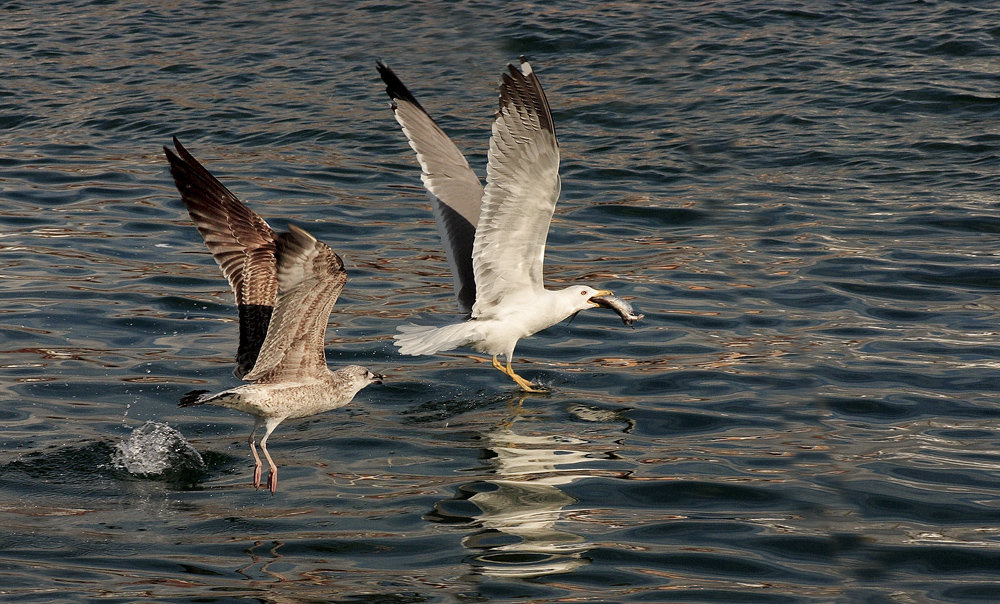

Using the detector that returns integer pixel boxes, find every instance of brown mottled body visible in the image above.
[180,367,379,493]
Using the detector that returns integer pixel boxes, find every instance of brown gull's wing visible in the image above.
[164,137,278,378]
[377,61,481,314]
[472,58,560,316]
[243,224,347,382]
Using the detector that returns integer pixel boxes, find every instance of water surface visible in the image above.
[2,1,1000,601]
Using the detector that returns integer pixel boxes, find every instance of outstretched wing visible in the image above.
[472,58,560,316]
[164,137,278,378]
[243,224,347,382]
[377,61,481,313]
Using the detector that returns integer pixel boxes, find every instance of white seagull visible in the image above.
[378,58,629,392]
[164,138,383,493]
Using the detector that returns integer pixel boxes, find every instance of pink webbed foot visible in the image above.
[252,461,263,488]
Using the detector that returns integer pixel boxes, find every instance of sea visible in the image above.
[2,1,999,601]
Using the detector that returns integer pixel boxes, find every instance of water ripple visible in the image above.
[1,0,999,600]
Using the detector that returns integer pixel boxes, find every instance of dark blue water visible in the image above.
[2,0,1000,601]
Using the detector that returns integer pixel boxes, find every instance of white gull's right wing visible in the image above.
[472,58,560,316]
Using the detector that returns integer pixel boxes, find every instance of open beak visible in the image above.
[588,289,614,307]
[371,373,385,385]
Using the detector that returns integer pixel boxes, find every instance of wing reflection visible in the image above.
[426,397,630,578]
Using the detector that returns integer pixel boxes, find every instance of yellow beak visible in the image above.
[588,289,614,306]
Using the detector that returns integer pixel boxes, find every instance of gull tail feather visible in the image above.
[178,389,212,407]
[394,322,478,356]
[178,388,240,409]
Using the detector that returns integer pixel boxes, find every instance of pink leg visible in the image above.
[249,419,263,488]
[259,417,283,495]
[266,465,278,494]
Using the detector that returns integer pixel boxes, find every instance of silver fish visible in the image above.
[591,294,644,327]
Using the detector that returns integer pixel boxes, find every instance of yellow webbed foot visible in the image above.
[505,361,547,393]
[491,355,547,393]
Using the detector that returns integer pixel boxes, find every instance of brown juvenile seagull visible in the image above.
[164,138,382,494]
[379,58,641,392]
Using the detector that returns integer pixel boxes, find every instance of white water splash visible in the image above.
[111,421,204,477]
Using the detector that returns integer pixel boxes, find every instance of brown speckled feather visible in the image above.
[243,224,347,383]
[164,137,278,378]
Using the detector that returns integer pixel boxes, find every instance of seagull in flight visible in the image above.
[378,58,636,392]
[164,137,383,493]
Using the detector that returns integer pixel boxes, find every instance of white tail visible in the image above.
[394,322,478,356]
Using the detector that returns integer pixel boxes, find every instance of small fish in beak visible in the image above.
[590,294,644,327]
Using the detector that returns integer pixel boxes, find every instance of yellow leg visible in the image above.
[505,360,547,393]
[491,355,547,392]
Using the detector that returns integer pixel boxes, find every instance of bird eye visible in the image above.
[580,290,587,295]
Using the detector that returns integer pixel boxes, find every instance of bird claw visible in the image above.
[516,380,548,393]
[509,371,548,393]
[492,355,549,393]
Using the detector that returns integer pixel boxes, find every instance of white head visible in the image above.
[557,285,614,316]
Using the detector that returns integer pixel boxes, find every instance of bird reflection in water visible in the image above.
[237,540,287,583]
[426,395,630,578]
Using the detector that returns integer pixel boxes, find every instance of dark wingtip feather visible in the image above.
[163,137,206,190]
[497,59,555,136]
[163,137,183,169]
[162,137,250,218]
[168,136,197,165]
[376,60,427,113]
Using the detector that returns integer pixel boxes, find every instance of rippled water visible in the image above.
[2,0,1000,601]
